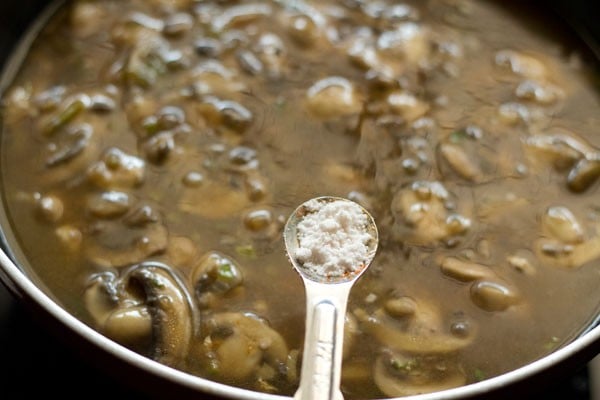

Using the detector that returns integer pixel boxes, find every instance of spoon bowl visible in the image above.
[284,196,378,283]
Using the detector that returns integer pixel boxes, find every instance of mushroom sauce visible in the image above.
[1,0,600,398]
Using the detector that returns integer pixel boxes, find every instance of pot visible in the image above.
[0,0,599,398]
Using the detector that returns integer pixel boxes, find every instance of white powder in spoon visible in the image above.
[294,199,372,279]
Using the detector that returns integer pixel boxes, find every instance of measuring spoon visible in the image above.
[284,196,378,400]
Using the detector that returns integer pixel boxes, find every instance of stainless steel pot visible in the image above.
[0,1,599,399]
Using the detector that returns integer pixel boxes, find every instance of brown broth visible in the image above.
[1,0,600,398]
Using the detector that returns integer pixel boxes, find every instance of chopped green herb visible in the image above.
[236,244,257,259]
[217,262,236,280]
[473,368,486,382]
[390,357,418,372]
[126,51,167,88]
[544,336,561,350]
[206,359,220,375]
[142,116,160,136]
[274,97,287,110]
[148,276,165,289]
[43,98,86,136]
[449,129,468,144]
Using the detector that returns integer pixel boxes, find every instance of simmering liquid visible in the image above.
[1,0,600,398]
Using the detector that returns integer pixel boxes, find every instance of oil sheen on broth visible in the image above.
[1,0,600,398]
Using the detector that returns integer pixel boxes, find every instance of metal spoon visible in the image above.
[284,196,378,400]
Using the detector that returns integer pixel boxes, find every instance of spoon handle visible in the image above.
[294,280,353,400]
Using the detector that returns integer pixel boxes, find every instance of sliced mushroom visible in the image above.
[243,208,273,232]
[211,3,273,33]
[35,194,64,223]
[384,297,417,319]
[84,271,121,327]
[497,102,530,125]
[438,142,482,182]
[306,76,363,119]
[245,171,270,201]
[236,49,264,75]
[437,125,507,183]
[89,93,117,112]
[355,301,473,354]
[567,158,600,193]
[386,91,429,123]
[86,191,132,219]
[122,262,195,367]
[45,123,94,167]
[254,32,287,78]
[241,207,282,241]
[283,12,321,47]
[195,95,253,133]
[84,203,168,268]
[87,147,146,189]
[515,79,564,105]
[506,253,536,275]
[191,60,247,96]
[439,257,494,282]
[125,12,165,32]
[190,251,244,308]
[162,12,194,37]
[104,305,153,351]
[201,312,289,383]
[55,224,83,252]
[469,280,520,312]
[142,131,177,165]
[124,32,173,88]
[391,181,471,245]
[377,22,429,65]
[494,49,548,80]
[567,236,600,268]
[536,235,600,269]
[84,262,195,368]
[373,349,466,397]
[346,34,399,84]
[541,206,584,244]
[41,122,99,185]
[522,130,593,172]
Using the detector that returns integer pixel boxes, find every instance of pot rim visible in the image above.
[0,0,598,398]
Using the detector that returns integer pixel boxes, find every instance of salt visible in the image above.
[294,198,372,279]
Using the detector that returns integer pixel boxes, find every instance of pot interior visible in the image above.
[1,1,600,399]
